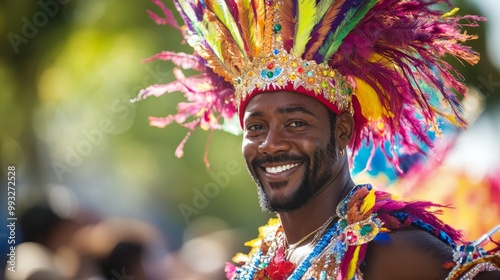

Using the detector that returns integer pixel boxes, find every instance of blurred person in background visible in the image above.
[134,0,500,279]
[8,202,170,280]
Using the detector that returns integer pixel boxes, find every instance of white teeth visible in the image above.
[265,163,299,174]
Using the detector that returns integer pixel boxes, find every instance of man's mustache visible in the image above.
[252,153,308,168]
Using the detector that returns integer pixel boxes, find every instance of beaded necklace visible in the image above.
[288,223,339,279]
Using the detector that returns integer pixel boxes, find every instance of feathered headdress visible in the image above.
[134,0,483,171]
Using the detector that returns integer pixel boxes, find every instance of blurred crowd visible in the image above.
[3,192,240,280]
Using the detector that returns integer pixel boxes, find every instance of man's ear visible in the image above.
[335,111,354,150]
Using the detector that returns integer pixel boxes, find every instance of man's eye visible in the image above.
[289,121,306,127]
[247,124,264,131]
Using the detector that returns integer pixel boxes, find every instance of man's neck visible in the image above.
[278,162,355,245]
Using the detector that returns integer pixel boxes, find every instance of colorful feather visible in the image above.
[279,0,297,51]
[205,11,245,74]
[252,0,266,56]
[304,0,345,60]
[205,0,247,58]
[239,0,258,56]
[290,0,317,57]
[319,0,378,62]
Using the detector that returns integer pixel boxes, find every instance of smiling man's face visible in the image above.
[242,91,338,212]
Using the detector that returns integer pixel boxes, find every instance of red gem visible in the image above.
[297,67,304,73]
[347,231,357,243]
[267,62,274,70]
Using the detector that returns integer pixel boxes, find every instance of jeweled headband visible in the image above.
[133,0,483,170]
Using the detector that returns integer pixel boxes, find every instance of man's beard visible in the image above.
[246,142,337,212]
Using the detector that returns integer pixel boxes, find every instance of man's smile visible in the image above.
[262,162,301,174]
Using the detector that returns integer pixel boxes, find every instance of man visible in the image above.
[135,0,500,278]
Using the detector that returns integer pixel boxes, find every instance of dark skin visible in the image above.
[242,91,500,279]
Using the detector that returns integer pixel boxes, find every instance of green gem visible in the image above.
[267,71,274,78]
[340,219,348,228]
[273,24,282,33]
[322,82,327,89]
[360,224,373,236]
[237,78,241,84]
[347,88,352,95]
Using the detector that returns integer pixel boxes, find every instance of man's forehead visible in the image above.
[244,91,322,112]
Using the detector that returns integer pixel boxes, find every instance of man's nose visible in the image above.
[257,128,291,155]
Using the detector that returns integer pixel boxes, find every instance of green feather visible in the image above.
[202,18,223,61]
[319,0,378,62]
[177,0,231,73]
[177,0,202,37]
[291,0,318,56]
[206,0,247,59]
[315,0,336,24]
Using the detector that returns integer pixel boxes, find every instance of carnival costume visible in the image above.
[134,0,500,278]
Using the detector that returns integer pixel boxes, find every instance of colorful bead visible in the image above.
[273,24,282,33]
[360,224,372,236]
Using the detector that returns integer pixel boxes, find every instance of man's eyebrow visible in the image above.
[276,106,315,116]
[246,111,264,119]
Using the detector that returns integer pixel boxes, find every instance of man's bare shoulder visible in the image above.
[360,227,500,280]
[361,226,453,280]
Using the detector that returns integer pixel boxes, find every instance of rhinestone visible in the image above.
[273,24,282,33]
[267,71,274,78]
[360,224,373,236]
[290,73,297,80]
[308,77,315,84]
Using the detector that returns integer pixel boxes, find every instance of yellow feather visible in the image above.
[205,0,247,59]
[241,0,258,56]
[441,7,460,18]
[354,78,384,121]
[360,189,376,214]
[253,0,266,56]
[347,246,361,279]
[291,0,317,57]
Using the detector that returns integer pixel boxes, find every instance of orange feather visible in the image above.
[279,0,296,52]
[304,0,346,60]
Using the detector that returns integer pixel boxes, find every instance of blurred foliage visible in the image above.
[0,0,498,255]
